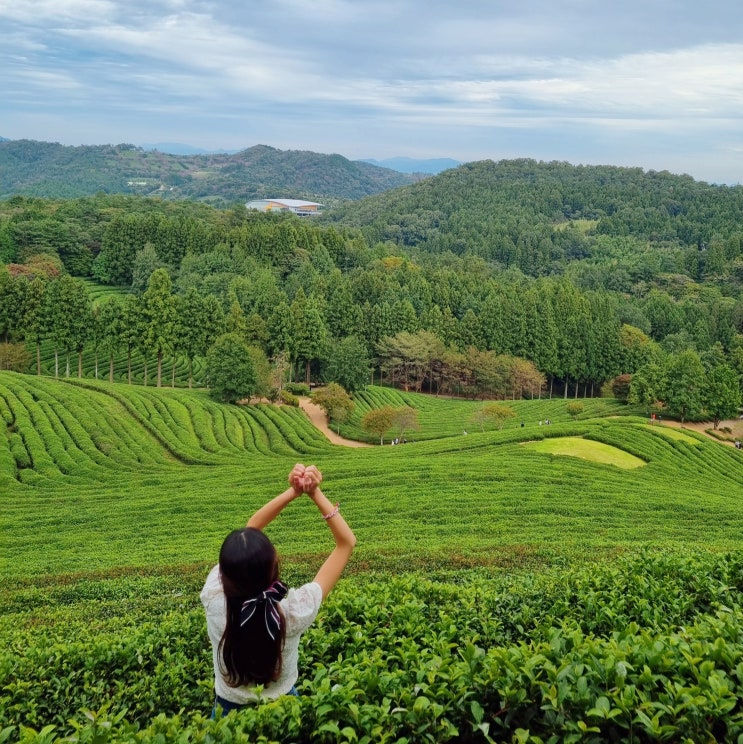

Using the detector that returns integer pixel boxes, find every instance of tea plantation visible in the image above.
[3,371,743,743]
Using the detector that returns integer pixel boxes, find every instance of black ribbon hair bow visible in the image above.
[239,581,288,640]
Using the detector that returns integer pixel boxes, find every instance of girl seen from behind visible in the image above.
[201,463,356,715]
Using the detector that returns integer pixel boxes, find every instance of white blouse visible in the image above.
[201,564,323,702]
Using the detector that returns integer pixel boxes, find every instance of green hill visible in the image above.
[324,158,743,288]
[0,141,414,203]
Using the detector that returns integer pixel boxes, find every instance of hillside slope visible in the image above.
[324,158,743,278]
[0,140,414,203]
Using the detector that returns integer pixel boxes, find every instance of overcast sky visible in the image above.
[3,0,743,183]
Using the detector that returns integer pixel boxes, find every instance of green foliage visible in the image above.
[0,141,412,203]
[0,343,31,372]
[312,383,354,433]
[280,390,300,406]
[323,335,371,393]
[359,404,397,444]
[4,182,743,402]
[328,159,743,285]
[609,373,632,401]
[284,383,310,396]
[566,401,584,418]
[663,349,705,423]
[704,364,742,429]
[206,334,257,404]
[2,373,743,739]
[4,161,743,740]
[469,402,516,432]
[5,554,743,742]
[392,405,419,441]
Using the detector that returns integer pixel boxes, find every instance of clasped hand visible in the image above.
[289,463,322,496]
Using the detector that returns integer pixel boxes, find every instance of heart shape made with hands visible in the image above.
[290,464,322,494]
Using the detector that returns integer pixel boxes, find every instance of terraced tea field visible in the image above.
[3,371,743,742]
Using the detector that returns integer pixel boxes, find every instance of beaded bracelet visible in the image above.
[323,502,340,520]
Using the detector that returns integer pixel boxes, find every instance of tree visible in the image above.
[119,295,141,385]
[140,268,176,387]
[1,273,28,342]
[360,405,396,445]
[291,290,329,384]
[130,243,163,294]
[609,373,632,402]
[0,342,31,372]
[269,351,291,399]
[312,382,355,434]
[703,364,741,429]
[177,288,207,388]
[97,297,122,383]
[45,274,90,378]
[551,280,589,397]
[246,345,272,402]
[200,295,226,377]
[324,270,363,338]
[324,335,371,392]
[224,299,248,339]
[469,402,515,432]
[392,406,419,441]
[377,331,433,392]
[662,350,705,423]
[628,362,665,414]
[23,276,47,375]
[206,333,257,404]
[566,401,584,419]
[267,300,294,357]
[509,356,546,400]
[619,324,656,374]
[467,349,511,399]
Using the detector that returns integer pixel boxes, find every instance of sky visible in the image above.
[2,0,743,184]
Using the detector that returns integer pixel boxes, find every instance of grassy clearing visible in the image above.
[524,436,646,469]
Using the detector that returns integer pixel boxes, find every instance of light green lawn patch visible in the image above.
[525,436,645,469]
[648,426,701,445]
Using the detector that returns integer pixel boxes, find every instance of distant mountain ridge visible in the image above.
[0,140,415,202]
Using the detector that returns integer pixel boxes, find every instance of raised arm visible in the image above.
[246,463,305,530]
[301,466,356,599]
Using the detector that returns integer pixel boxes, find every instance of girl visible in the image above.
[201,464,356,715]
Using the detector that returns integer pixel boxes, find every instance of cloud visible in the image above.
[2,0,743,182]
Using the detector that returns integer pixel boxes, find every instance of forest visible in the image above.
[0,140,413,203]
[1,158,742,423]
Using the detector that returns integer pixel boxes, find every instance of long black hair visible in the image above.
[218,527,286,686]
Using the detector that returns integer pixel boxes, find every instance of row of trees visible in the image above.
[376,330,546,399]
[0,265,552,402]
[629,349,741,427]
[3,252,743,404]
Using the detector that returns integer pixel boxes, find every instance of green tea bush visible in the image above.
[285,383,310,396]
[4,552,743,743]
[280,390,300,407]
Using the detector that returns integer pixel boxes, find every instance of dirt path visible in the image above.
[298,397,372,448]
[659,418,743,446]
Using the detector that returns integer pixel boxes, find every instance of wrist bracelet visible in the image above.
[323,502,340,520]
